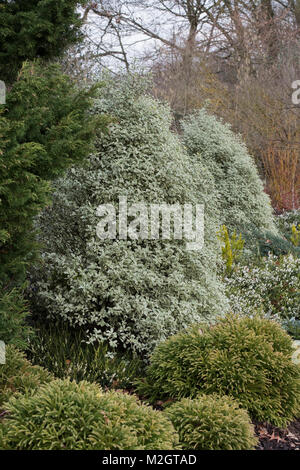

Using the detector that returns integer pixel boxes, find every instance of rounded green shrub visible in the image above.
[182,109,277,250]
[138,315,300,427]
[0,379,179,450]
[28,77,226,357]
[0,345,53,408]
[166,394,257,450]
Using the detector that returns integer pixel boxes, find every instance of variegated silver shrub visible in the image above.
[29,79,227,356]
[182,109,277,252]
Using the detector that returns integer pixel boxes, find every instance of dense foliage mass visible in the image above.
[0,379,180,450]
[0,1,108,351]
[0,289,32,348]
[0,0,85,83]
[0,346,53,407]
[29,78,226,357]
[276,210,300,244]
[226,254,300,322]
[182,109,277,251]
[256,210,300,257]
[0,61,105,287]
[0,0,299,451]
[138,316,300,427]
[166,394,257,450]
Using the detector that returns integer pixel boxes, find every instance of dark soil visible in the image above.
[254,419,300,450]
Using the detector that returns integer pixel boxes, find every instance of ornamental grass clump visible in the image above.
[138,315,300,427]
[166,394,257,450]
[0,345,53,408]
[0,379,179,450]
[27,321,144,389]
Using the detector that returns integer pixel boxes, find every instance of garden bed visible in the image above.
[255,419,300,450]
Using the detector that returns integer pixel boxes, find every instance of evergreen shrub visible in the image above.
[138,315,300,427]
[182,109,277,251]
[0,345,52,408]
[0,379,179,450]
[166,394,257,450]
[29,77,226,357]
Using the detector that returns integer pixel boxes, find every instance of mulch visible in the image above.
[254,419,300,450]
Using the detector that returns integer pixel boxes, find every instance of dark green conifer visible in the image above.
[0,0,86,84]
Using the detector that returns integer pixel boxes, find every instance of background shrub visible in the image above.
[28,77,226,357]
[256,210,300,257]
[166,394,257,450]
[255,230,300,258]
[27,322,144,389]
[0,345,52,408]
[276,210,300,241]
[0,379,179,450]
[182,109,277,252]
[138,315,300,427]
[283,318,300,341]
[226,255,300,322]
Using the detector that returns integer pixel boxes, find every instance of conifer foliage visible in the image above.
[0,3,107,348]
[0,0,85,83]
[0,61,105,287]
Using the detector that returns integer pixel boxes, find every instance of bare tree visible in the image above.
[62,1,300,209]
[79,2,215,69]
[75,1,299,79]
